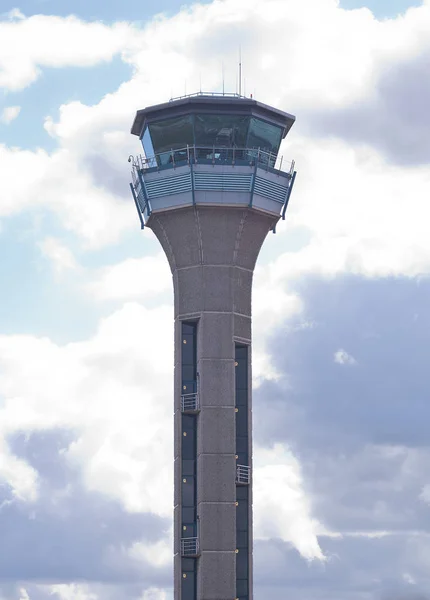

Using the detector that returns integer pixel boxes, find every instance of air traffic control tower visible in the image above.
[129,93,296,600]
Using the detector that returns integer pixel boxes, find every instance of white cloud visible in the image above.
[0,105,20,124]
[254,443,325,561]
[334,349,357,365]
[49,585,97,600]
[0,303,174,514]
[0,15,139,91]
[39,237,78,274]
[88,254,171,301]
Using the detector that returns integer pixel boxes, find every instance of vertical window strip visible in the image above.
[181,322,198,599]
[235,344,249,600]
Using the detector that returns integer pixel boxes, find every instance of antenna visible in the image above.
[239,46,242,96]
[199,73,202,93]
[222,62,225,95]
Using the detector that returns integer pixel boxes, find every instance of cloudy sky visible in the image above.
[0,0,429,598]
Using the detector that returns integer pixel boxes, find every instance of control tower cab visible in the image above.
[129,93,296,229]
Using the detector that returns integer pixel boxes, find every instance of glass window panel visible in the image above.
[237,501,249,530]
[182,507,196,522]
[182,323,197,335]
[235,364,248,390]
[236,578,249,597]
[195,114,249,148]
[182,380,197,394]
[181,574,195,597]
[235,345,248,360]
[182,522,197,537]
[236,486,248,501]
[182,366,195,382]
[236,531,249,548]
[141,126,155,160]
[236,552,249,580]
[182,477,195,507]
[247,117,282,154]
[182,429,195,459]
[182,558,196,572]
[236,389,248,407]
[149,115,194,154]
[236,411,248,437]
[236,452,248,465]
[182,415,196,431]
[182,459,195,476]
[182,338,195,365]
[236,436,248,454]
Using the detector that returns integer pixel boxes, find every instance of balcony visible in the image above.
[181,536,200,557]
[129,145,296,228]
[236,464,251,485]
[181,392,200,413]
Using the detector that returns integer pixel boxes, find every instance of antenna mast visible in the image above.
[239,47,242,96]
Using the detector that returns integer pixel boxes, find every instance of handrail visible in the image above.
[170,91,247,102]
[128,145,293,177]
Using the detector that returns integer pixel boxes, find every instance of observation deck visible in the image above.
[129,94,297,229]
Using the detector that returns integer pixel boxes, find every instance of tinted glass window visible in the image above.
[149,115,194,155]
[141,126,155,160]
[195,114,249,147]
[247,117,282,154]
[182,476,195,507]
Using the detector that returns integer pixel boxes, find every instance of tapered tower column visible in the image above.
[129,93,296,600]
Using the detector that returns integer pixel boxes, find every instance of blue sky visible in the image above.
[0,0,428,599]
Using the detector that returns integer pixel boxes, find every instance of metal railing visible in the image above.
[129,145,294,178]
[181,537,200,557]
[181,392,200,413]
[170,91,247,102]
[236,464,251,485]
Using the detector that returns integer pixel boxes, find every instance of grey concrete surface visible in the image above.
[149,204,277,600]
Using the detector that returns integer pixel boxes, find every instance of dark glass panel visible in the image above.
[182,507,196,522]
[181,573,195,598]
[182,476,195,507]
[182,366,195,382]
[149,115,194,154]
[236,410,248,437]
[182,522,197,537]
[182,558,196,572]
[236,552,249,580]
[182,336,195,365]
[182,322,197,335]
[236,389,247,407]
[235,345,248,359]
[235,367,248,390]
[141,126,155,159]
[236,578,249,596]
[247,117,282,154]
[182,429,195,460]
[182,415,196,431]
[236,436,248,454]
[236,530,249,548]
[182,459,195,476]
[237,500,249,530]
[194,114,249,148]
[236,452,248,465]
[236,486,248,501]
[182,380,197,395]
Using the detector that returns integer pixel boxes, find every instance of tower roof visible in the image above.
[131,93,295,139]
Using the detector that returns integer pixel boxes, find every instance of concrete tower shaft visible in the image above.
[129,92,297,600]
[151,205,274,600]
